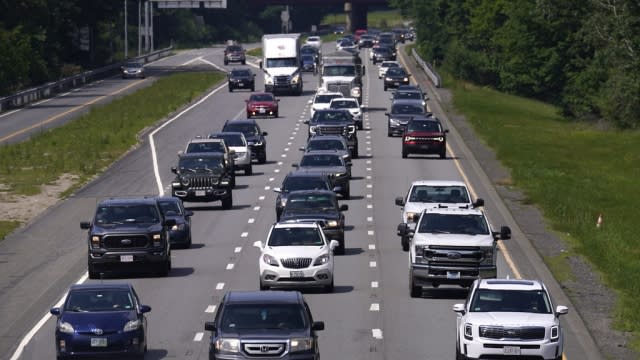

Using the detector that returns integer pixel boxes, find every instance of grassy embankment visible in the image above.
[442,73,640,348]
[0,71,225,241]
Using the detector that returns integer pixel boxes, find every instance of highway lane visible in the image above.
[6,42,599,360]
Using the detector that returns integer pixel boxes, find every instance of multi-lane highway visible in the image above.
[0,42,602,360]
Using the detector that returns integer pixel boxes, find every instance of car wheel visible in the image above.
[224,60,228,65]
[387,129,393,137]
[336,240,345,255]
[274,111,279,118]
[88,262,99,279]
[185,234,192,249]
[383,85,388,91]
[402,149,408,158]
[251,86,255,92]
[246,112,251,118]
[410,276,421,298]
[440,149,446,159]
[259,153,266,164]
[159,258,171,277]
[324,280,335,293]
[221,191,233,210]
[245,165,253,176]
[358,122,363,130]
[342,185,351,200]
[241,60,246,65]
[401,236,409,251]
[455,338,466,360]
[231,175,236,188]
[259,279,269,291]
[229,86,233,92]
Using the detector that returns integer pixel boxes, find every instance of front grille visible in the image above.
[243,342,286,357]
[274,75,291,86]
[327,83,351,97]
[424,246,484,264]
[411,137,443,142]
[316,125,347,136]
[280,258,312,269]
[186,176,219,189]
[479,326,546,341]
[103,234,149,249]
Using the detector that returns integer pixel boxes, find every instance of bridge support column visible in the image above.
[345,2,368,33]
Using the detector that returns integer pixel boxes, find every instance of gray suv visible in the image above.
[205,291,324,360]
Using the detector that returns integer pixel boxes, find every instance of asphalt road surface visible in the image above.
[0,42,601,360]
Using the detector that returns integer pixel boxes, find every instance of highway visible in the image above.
[0,42,601,360]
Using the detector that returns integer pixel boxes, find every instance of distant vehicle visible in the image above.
[333,25,345,34]
[305,35,323,50]
[224,44,246,65]
[121,62,145,79]
[222,118,268,164]
[227,68,255,92]
[383,67,411,91]
[305,109,358,158]
[300,45,320,64]
[294,151,351,199]
[329,97,363,130]
[358,34,375,48]
[171,153,234,208]
[401,116,448,159]
[386,99,430,136]
[336,39,358,52]
[301,134,352,171]
[300,54,317,74]
[354,29,368,42]
[50,283,151,359]
[308,90,344,118]
[392,28,406,43]
[274,171,337,221]
[245,92,279,118]
[261,33,303,95]
[156,196,193,249]
[183,137,236,178]
[371,47,395,64]
[378,60,400,79]
[208,132,253,175]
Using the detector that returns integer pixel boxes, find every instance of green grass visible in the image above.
[246,48,262,57]
[0,220,21,241]
[321,9,407,30]
[0,71,225,241]
[447,78,640,349]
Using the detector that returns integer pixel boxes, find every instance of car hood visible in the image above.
[265,67,298,77]
[467,312,557,327]
[221,328,309,339]
[385,74,408,80]
[312,104,332,112]
[322,76,355,83]
[404,202,470,215]
[228,146,249,153]
[248,101,277,107]
[61,311,136,332]
[389,114,423,123]
[413,233,494,247]
[245,135,263,144]
[92,223,162,234]
[299,165,347,174]
[164,214,187,225]
[264,245,329,259]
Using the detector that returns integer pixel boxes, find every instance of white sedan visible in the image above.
[378,61,400,78]
[329,97,363,129]
[305,36,322,50]
[254,222,339,292]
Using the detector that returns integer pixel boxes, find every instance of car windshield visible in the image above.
[301,154,343,167]
[409,185,470,203]
[381,62,399,69]
[282,176,330,192]
[231,70,251,76]
[226,46,242,52]
[407,120,441,132]
[284,194,336,211]
[307,139,346,151]
[375,48,391,54]
[392,104,425,115]
[313,111,351,123]
[395,91,422,100]
[301,55,315,62]
[95,204,160,225]
[418,213,489,235]
[386,68,407,76]
[250,94,274,102]
[212,134,244,147]
[330,100,357,109]
[307,37,320,42]
[65,289,135,312]
[178,156,224,172]
[300,47,316,55]
[125,62,142,68]
[157,200,183,216]
[220,304,307,331]
[268,227,324,246]
[224,123,260,136]
[186,141,225,153]
[323,65,355,77]
[266,57,297,68]
[469,289,552,314]
[314,94,342,104]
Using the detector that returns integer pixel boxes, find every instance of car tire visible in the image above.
[245,165,253,176]
[242,60,246,65]
[231,175,236,188]
[455,339,466,360]
[224,60,228,65]
[229,87,233,92]
[410,276,421,298]
[402,149,408,158]
[324,280,335,293]
[259,280,269,291]
[274,110,279,118]
[342,185,351,200]
[159,258,171,277]
[357,122,363,130]
[88,263,99,280]
[259,153,267,164]
[401,236,410,251]
[336,240,345,255]
[387,129,393,137]
[221,191,233,210]
[251,86,255,92]
[440,149,446,159]
[383,85,388,91]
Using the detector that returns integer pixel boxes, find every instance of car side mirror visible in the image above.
[184,210,194,217]
[452,304,465,314]
[339,204,348,211]
[292,164,299,168]
[273,187,282,193]
[50,307,61,316]
[303,120,310,124]
[329,240,339,250]
[276,99,280,102]
[499,226,511,240]
[312,321,325,331]
[205,321,217,332]
[258,61,263,69]
[473,198,485,208]
[556,305,569,317]
[395,196,405,206]
[384,112,390,116]
[253,240,263,249]
[171,167,177,174]
[177,150,184,155]
[299,147,306,151]
[164,219,177,227]
[80,221,91,229]
[332,186,342,193]
[139,305,152,313]
[262,131,268,136]
[444,129,450,133]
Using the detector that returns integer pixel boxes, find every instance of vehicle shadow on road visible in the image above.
[404,155,458,161]
[342,247,364,256]
[363,106,387,113]
[186,204,251,211]
[166,267,195,277]
[144,349,169,359]
[419,287,468,300]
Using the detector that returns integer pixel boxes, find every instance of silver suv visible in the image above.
[209,132,253,175]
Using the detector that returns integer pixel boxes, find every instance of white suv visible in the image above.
[395,180,484,251]
[254,222,339,292]
[308,90,344,119]
[329,97,363,129]
[453,278,569,360]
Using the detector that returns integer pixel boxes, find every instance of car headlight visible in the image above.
[334,173,346,178]
[326,220,339,228]
[124,319,141,332]
[171,181,181,187]
[181,177,190,186]
[57,321,74,334]
[389,118,400,125]
[479,245,495,265]
[290,337,314,352]
[385,77,392,81]
[550,325,560,341]
[265,75,274,85]
[215,338,240,353]
[280,197,287,206]
[350,87,361,97]
[254,141,263,146]
[313,253,330,266]
[91,235,101,249]
[403,77,408,82]
[291,74,301,84]
[348,125,355,134]
[464,323,473,340]
[171,223,185,231]
[262,253,279,266]
[153,233,162,247]
[405,212,418,222]
[310,126,317,134]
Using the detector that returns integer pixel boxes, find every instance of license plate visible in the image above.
[259,108,266,113]
[503,346,521,355]
[120,255,133,262]
[238,82,244,86]
[420,144,431,149]
[394,82,400,86]
[446,271,460,279]
[195,190,206,196]
[91,337,108,347]
[290,271,304,278]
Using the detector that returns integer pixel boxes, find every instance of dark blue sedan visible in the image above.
[156,196,193,249]
[50,283,150,359]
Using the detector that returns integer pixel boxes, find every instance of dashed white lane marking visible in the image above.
[278,161,283,165]
[248,218,255,224]
[265,186,271,190]
[369,261,377,268]
[368,244,376,250]
[372,329,383,339]
[284,147,289,151]
[281,154,287,158]
[370,303,380,311]
[290,136,295,140]
[366,167,372,171]
[366,184,372,188]
[216,283,225,290]
[367,204,373,209]
[259,195,265,200]
[367,217,373,222]
[366,194,373,198]
[254,206,260,211]
[269,177,275,182]
[366,147,372,151]
[366,175,372,180]
[366,141,371,145]
[205,305,217,313]
[241,232,248,237]
[274,169,280,173]
[292,131,297,135]
[371,281,379,288]
[368,230,375,236]
[234,247,242,253]
[287,142,292,145]
[226,263,235,270]
[194,332,205,342]
[366,135,371,139]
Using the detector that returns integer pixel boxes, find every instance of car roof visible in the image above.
[410,180,467,187]
[396,85,422,91]
[477,279,544,291]
[286,170,330,179]
[392,99,426,105]
[98,197,158,207]
[225,118,257,125]
[302,150,344,156]
[309,135,347,141]
[179,152,224,159]
[424,207,483,216]
[189,138,224,143]
[273,222,321,229]
[155,196,182,203]
[210,131,244,138]
[330,97,358,103]
[315,91,343,97]
[224,290,303,304]
[70,283,132,291]
[286,189,337,197]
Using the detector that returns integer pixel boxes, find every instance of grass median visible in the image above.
[0,71,225,241]
[444,74,640,349]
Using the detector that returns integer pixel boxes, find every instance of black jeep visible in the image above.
[171,152,234,209]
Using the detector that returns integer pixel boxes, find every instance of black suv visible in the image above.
[305,109,358,158]
[171,152,234,209]
[222,119,268,164]
[279,190,348,255]
[81,197,176,279]
[228,68,255,92]
[204,291,324,360]
[274,171,337,221]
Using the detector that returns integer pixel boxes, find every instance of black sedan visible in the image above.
[227,68,255,92]
[383,67,411,91]
[371,47,395,64]
[50,283,150,359]
[156,196,193,248]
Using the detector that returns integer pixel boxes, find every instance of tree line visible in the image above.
[392,0,640,128]
[0,1,344,97]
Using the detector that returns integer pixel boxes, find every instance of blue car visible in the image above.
[156,196,193,249]
[50,283,150,359]
[301,54,317,74]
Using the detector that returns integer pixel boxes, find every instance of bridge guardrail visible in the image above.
[411,47,441,88]
[0,46,174,113]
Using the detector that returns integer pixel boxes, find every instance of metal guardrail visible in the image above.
[0,46,174,113]
[411,48,441,88]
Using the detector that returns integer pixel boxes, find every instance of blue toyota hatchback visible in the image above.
[50,283,150,359]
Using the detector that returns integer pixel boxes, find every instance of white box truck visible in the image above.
[261,33,303,95]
